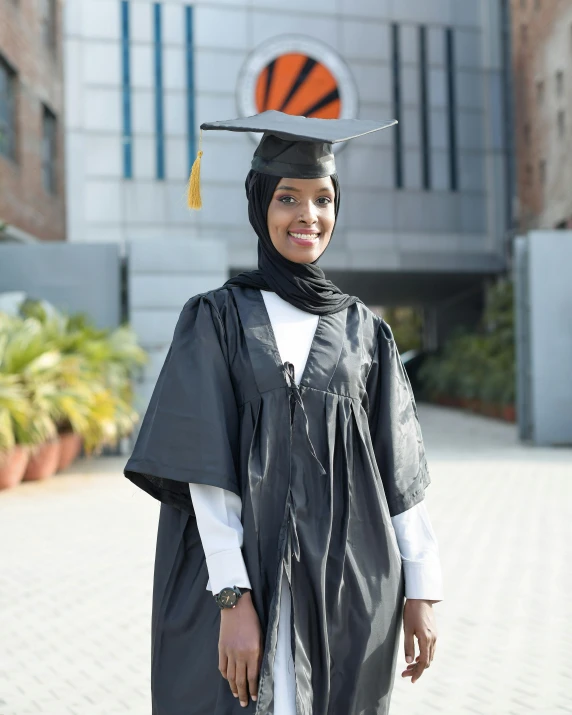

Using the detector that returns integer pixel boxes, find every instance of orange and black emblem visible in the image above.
[255,53,341,119]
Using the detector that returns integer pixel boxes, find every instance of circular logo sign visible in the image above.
[237,35,358,134]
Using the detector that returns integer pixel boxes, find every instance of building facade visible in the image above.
[0,0,66,242]
[64,0,511,321]
[511,0,572,230]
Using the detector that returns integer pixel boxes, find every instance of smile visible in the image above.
[288,232,320,240]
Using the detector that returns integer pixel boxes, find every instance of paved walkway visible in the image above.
[1,405,571,715]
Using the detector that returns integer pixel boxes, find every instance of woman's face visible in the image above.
[266,177,336,264]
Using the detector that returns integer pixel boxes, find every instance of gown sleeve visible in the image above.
[365,319,431,517]
[124,295,240,513]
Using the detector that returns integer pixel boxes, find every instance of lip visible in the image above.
[288,230,320,247]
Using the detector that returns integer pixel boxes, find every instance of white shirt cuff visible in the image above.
[391,501,444,601]
[205,548,252,594]
[401,557,444,600]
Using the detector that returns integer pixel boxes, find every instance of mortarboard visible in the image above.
[187,110,397,210]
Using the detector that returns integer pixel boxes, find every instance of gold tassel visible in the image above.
[187,132,203,210]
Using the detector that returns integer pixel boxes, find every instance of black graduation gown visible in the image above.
[124,285,431,715]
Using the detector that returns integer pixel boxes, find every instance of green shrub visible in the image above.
[419,279,515,406]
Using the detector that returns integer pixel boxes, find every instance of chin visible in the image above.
[284,247,321,264]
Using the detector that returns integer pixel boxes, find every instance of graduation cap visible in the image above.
[187,110,397,209]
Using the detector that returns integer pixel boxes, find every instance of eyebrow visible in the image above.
[276,185,334,193]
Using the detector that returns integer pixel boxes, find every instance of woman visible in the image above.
[125,111,443,715]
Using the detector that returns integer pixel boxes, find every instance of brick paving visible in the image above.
[1,405,571,715]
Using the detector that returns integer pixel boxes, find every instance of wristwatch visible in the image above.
[214,586,249,609]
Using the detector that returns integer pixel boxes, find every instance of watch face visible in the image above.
[219,588,238,608]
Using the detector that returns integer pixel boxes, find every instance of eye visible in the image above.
[316,196,332,205]
[278,196,297,205]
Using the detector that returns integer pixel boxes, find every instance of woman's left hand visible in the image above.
[401,599,439,683]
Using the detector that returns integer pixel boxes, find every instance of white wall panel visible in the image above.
[195,6,248,50]
[130,3,153,44]
[341,20,390,61]
[131,90,155,135]
[130,45,154,90]
[195,49,245,93]
[345,146,394,189]
[83,42,121,86]
[427,27,445,67]
[124,183,167,224]
[83,88,122,132]
[403,149,422,190]
[248,10,338,49]
[86,136,123,178]
[350,63,392,105]
[164,93,187,136]
[84,180,122,223]
[338,0,390,19]
[455,30,482,69]
[163,47,186,91]
[162,4,185,45]
[82,0,120,40]
[132,136,156,179]
[399,25,418,65]
[165,137,188,180]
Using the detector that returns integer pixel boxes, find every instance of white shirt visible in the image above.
[190,290,443,601]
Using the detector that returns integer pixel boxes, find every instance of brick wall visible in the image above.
[511,0,572,230]
[0,0,66,241]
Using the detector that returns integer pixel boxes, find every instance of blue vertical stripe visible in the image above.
[445,28,458,192]
[121,1,132,179]
[391,24,403,189]
[185,6,196,174]
[154,3,165,180]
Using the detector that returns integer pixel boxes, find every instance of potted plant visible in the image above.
[0,374,31,489]
[20,301,146,459]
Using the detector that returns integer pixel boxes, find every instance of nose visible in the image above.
[299,200,318,224]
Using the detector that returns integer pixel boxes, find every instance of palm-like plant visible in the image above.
[0,299,147,458]
[0,374,30,452]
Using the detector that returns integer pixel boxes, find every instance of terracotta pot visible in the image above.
[23,440,61,482]
[481,402,497,418]
[57,432,83,472]
[502,404,516,423]
[0,447,30,490]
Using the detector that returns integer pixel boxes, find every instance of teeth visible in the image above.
[289,232,319,239]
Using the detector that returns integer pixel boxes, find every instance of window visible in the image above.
[391,23,403,189]
[525,163,533,185]
[520,24,528,44]
[557,110,565,137]
[419,26,430,190]
[42,106,57,193]
[536,80,544,104]
[556,70,564,96]
[153,3,164,180]
[39,0,57,52]
[121,0,132,179]
[539,159,546,185]
[445,28,458,191]
[523,122,531,143]
[0,56,17,160]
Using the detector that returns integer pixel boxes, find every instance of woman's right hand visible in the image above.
[218,591,263,708]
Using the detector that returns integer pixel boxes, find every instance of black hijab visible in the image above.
[224,170,359,316]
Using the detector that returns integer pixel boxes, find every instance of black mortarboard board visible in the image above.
[187,110,397,209]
